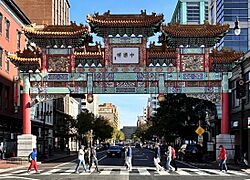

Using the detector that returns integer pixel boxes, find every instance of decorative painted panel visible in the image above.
[181,55,204,71]
[48,56,70,72]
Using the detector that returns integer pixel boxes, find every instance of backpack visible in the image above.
[28,152,32,162]
[171,147,176,159]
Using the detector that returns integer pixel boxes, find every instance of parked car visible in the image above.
[106,145,122,158]
[178,144,203,162]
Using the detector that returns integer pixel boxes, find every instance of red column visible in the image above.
[23,93,31,134]
[221,92,229,134]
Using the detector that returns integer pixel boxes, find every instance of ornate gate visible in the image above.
[9,11,243,157]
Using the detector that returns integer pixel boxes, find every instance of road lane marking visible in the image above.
[138,168,150,175]
[226,170,248,176]
[182,168,210,175]
[120,170,129,175]
[203,169,230,176]
[99,169,112,175]
[79,168,93,175]
[41,168,61,175]
[0,175,39,180]
[59,169,75,175]
[98,155,107,162]
[11,170,27,174]
[175,169,191,175]
[157,170,170,175]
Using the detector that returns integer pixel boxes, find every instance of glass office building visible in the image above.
[171,0,208,24]
[209,0,249,52]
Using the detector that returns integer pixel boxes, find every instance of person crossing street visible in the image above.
[89,145,100,173]
[27,148,39,173]
[154,143,164,172]
[165,145,174,172]
[218,145,228,172]
[127,144,133,171]
[75,145,87,173]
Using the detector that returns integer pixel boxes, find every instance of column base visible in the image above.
[216,134,235,160]
[17,134,36,158]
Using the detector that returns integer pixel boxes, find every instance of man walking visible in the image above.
[27,148,39,173]
[75,145,87,173]
[154,143,164,172]
[165,145,174,172]
[218,145,227,172]
[127,144,132,171]
[89,145,100,173]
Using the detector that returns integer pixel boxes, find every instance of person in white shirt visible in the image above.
[75,145,87,173]
[165,145,174,172]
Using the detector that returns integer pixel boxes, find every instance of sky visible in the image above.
[70,0,178,128]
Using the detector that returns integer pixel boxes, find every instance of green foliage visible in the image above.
[146,94,217,143]
[75,112,115,142]
[113,130,125,141]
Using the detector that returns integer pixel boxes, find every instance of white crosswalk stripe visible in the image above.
[59,169,75,175]
[138,168,150,175]
[3,167,249,176]
[203,169,230,176]
[40,168,61,175]
[175,169,191,175]
[183,168,210,175]
[99,169,112,175]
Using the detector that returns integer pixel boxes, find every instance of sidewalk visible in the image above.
[0,151,77,172]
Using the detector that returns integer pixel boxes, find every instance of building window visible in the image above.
[5,19,10,39]
[5,57,9,72]
[0,47,2,67]
[0,13,2,34]
[17,30,21,49]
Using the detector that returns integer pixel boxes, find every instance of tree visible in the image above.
[113,130,125,141]
[149,94,217,144]
[93,116,114,142]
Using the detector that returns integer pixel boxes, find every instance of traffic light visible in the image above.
[236,79,246,99]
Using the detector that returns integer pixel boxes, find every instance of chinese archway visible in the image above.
[9,11,243,157]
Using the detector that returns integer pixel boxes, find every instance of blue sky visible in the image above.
[70,0,177,128]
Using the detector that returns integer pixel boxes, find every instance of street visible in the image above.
[0,148,249,180]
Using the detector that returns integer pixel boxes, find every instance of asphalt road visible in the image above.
[0,148,249,180]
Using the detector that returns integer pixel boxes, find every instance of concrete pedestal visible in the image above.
[216,134,235,160]
[17,134,36,158]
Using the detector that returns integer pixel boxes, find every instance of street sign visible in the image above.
[195,126,205,136]
[198,135,203,143]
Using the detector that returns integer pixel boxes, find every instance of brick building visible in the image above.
[0,0,30,157]
[14,0,70,25]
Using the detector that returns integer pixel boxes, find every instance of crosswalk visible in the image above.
[0,167,249,177]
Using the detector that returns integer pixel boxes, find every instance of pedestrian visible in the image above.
[89,145,100,173]
[124,146,128,169]
[218,145,227,172]
[127,144,132,171]
[165,145,174,172]
[27,148,39,173]
[75,145,87,173]
[171,146,177,171]
[85,146,91,171]
[154,143,164,172]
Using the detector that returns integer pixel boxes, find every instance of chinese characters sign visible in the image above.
[112,47,139,64]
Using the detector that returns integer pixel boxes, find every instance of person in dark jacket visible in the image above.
[89,145,100,173]
[27,148,39,173]
[154,143,164,172]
